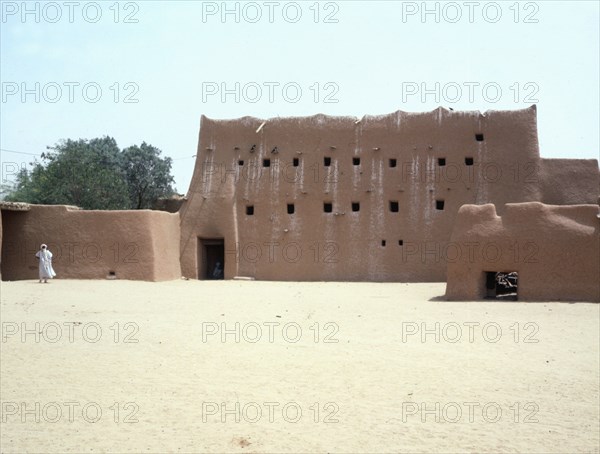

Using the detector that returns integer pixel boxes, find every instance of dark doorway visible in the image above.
[485,271,518,300]
[198,238,224,280]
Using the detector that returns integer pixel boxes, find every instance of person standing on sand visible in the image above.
[35,244,56,283]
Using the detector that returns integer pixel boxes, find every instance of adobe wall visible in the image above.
[445,202,600,301]
[179,105,599,281]
[1,205,181,281]
[539,159,600,205]
[0,210,3,279]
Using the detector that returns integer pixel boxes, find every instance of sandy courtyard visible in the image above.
[0,279,598,453]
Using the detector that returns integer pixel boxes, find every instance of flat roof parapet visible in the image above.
[0,201,31,211]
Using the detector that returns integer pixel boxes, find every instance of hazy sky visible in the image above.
[1,0,598,193]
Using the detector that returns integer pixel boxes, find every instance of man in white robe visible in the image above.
[35,244,56,283]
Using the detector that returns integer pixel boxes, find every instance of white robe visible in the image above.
[36,250,56,279]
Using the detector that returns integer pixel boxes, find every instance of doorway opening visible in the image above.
[198,238,224,280]
[485,271,518,300]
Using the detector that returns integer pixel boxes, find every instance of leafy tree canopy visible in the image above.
[4,137,175,210]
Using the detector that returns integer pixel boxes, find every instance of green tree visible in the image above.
[0,179,19,201]
[6,137,129,209]
[121,142,175,209]
[5,137,175,210]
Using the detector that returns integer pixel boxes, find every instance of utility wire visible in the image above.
[1,148,196,161]
[0,148,42,156]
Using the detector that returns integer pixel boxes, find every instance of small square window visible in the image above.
[352,202,360,212]
[323,202,332,213]
[287,204,295,214]
[324,157,331,167]
[246,205,254,215]
[398,240,404,246]
[465,157,474,166]
[389,159,397,168]
[353,157,360,166]
[475,133,484,142]
[381,240,386,247]
[293,158,299,167]
[238,160,244,166]
[438,158,446,166]
[263,159,271,167]
[436,200,445,210]
[389,201,399,213]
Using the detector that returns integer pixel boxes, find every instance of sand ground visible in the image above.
[0,279,598,453]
